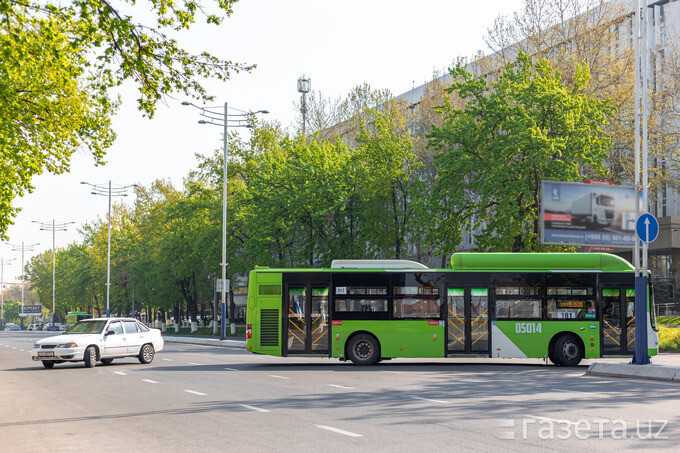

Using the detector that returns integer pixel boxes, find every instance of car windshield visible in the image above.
[64,320,107,334]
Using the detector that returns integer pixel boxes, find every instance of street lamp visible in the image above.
[81,181,138,317]
[297,75,311,137]
[33,220,74,330]
[0,256,16,330]
[8,242,39,329]
[182,100,268,339]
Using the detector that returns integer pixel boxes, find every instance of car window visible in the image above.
[108,321,123,335]
[64,320,107,334]
[136,321,150,332]
[122,321,139,334]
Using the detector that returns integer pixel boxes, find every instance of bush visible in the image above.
[658,326,680,353]
[657,316,680,326]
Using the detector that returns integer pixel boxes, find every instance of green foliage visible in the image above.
[429,52,614,253]
[2,299,22,323]
[0,0,250,238]
[658,326,680,353]
[657,316,680,326]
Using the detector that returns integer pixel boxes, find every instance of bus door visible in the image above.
[601,288,635,355]
[285,286,330,355]
[446,288,489,355]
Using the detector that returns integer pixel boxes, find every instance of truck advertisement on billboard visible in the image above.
[541,180,637,247]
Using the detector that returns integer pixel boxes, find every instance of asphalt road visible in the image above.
[1,331,679,452]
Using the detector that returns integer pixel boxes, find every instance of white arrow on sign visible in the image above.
[645,218,650,242]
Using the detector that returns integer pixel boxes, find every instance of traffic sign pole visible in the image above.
[633,213,657,365]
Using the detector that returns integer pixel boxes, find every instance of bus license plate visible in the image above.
[38,351,55,357]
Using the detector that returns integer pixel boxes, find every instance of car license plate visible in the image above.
[37,351,55,357]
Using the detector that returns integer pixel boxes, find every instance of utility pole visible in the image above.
[297,75,311,137]
[33,220,74,329]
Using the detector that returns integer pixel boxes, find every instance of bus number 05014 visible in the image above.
[515,322,542,334]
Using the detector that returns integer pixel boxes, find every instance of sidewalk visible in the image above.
[586,353,680,382]
[163,335,246,349]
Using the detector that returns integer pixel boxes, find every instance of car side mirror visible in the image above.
[105,330,115,336]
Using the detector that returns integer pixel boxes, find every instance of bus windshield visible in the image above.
[64,320,107,334]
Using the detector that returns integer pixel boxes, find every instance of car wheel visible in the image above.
[84,346,97,368]
[138,344,155,364]
[100,359,114,365]
[554,335,583,367]
[347,333,380,366]
[42,361,55,369]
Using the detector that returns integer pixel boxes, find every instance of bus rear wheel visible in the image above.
[347,334,380,366]
[554,335,583,367]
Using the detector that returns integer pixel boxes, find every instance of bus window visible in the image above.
[495,286,541,319]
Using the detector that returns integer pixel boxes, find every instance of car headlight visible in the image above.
[33,343,40,349]
[57,342,78,348]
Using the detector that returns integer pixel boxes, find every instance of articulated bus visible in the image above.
[245,253,659,366]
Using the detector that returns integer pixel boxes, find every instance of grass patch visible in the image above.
[657,316,680,326]
[659,326,680,353]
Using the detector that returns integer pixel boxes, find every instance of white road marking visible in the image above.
[12,347,17,349]
[189,362,201,365]
[114,371,127,376]
[552,388,595,395]
[162,358,173,361]
[446,376,484,383]
[223,367,239,371]
[19,349,24,351]
[525,415,578,426]
[387,371,402,374]
[316,425,363,437]
[269,375,291,380]
[411,396,448,404]
[328,384,354,389]
[184,390,207,396]
[239,404,270,413]
[142,379,159,384]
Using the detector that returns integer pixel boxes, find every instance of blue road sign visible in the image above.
[635,213,659,243]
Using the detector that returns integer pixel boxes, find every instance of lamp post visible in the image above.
[81,181,137,317]
[8,242,39,329]
[182,101,268,339]
[297,75,311,137]
[0,257,16,330]
[32,220,74,329]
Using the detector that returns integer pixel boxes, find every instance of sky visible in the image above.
[2,0,526,284]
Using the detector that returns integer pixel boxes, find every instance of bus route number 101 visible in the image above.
[515,322,542,334]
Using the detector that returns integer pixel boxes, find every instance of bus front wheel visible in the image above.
[554,335,583,367]
[347,334,380,366]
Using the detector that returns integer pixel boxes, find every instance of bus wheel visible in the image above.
[348,334,380,366]
[554,335,583,367]
[548,351,559,366]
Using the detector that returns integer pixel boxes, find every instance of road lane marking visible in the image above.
[316,425,362,437]
[552,389,596,395]
[114,371,127,376]
[239,404,270,412]
[142,379,159,384]
[270,375,290,380]
[223,367,239,371]
[328,384,354,389]
[19,349,24,351]
[387,371,402,374]
[446,376,484,383]
[12,347,16,349]
[162,358,173,361]
[184,390,207,396]
[525,415,578,426]
[189,362,201,365]
[411,396,448,404]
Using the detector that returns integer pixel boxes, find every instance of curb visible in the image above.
[163,335,246,349]
[586,362,680,382]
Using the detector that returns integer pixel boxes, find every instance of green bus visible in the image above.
[65,311,91,327]
[245,253,659,366]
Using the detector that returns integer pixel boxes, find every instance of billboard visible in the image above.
[20,305,43,317]
[541,180,637,247]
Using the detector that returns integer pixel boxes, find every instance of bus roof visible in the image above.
[449,252,634,272]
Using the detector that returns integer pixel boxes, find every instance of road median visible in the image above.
[163,335,246,349]
[587,362,680,382]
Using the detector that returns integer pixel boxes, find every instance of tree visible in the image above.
[0,0,252,238]
[429,52,614,253]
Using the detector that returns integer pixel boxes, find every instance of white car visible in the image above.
[31,317,164,369]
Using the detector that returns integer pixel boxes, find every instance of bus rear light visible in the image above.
[246,324,252,339]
